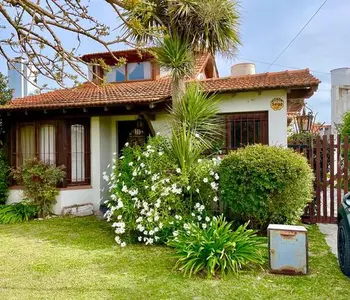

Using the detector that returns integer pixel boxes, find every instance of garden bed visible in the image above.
[0,216,349,299]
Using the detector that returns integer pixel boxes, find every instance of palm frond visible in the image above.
[170,84,223,150]
[153,36,194,83]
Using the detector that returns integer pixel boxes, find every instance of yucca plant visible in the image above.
[153,36,194,101]
[167,215,267,278]
[0,202,38,224]
[166,84,223,174]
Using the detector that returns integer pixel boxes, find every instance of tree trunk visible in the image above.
[171,77,186,105]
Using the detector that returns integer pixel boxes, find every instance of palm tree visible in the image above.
[121,0,240,101]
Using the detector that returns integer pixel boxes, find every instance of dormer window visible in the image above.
[106,61,153,83]
[127,62,152,81]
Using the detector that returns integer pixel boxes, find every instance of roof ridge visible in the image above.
[197,68,311,83]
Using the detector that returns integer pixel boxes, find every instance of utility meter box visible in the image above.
[267,224,308,275]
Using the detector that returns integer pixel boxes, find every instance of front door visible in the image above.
[117,118,151,155]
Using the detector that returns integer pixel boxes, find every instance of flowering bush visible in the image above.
[103,136,221,246]
[167,215,267,278]
[12,158,66,218]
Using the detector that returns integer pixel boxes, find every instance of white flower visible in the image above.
[128,162,133,166]
[121,242,126,247]
[122,185,128,193]
[197,159,202,163]
[120,156,124,160]
[191,212,195,217]
[203,177,208,183]
[125,142,129,147]
[176,168,181,174]
[144,230,148,235]
[196,188,199,194]
[149,230,154,235]
[195,203,200,208]
[202,223,207,229]
[187,186,191,191]
[154,215,159,221]
[211,182,218,191]
[117,215,123,220]
[138,236,142,242]
[158,151,164,156]
[197,216,202,221]
[151,185,156,191]
[136,217,143,223]
[210,170,214,176]
[214,173,219,180]
[132,170,137,177]
[147,145,152,150]
[184,223,190,230]
[173,231,178,237]
[115,236,121,244]
[205,216,210,222]
[195,133,200,138]
[140,163,145,168]
[213,196,218,202]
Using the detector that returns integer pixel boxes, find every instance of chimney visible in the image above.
[8,58,35,99]
[231,63,256,77]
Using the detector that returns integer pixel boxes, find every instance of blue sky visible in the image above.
[1,0,350,123]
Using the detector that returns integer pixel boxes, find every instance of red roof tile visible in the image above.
[0,69,320,110]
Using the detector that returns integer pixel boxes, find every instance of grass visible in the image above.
[0,217,349,300]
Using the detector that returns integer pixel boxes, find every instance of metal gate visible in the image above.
[288,135,349,224]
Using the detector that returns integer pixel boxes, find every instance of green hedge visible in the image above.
[219,145,314,229]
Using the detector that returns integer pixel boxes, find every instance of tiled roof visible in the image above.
[0,69,320,110]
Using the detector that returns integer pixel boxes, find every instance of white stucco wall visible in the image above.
[217,90,288,147]
[7,89,288,214]
[151,114,171,136]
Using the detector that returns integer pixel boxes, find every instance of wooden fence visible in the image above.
[288,134,349,224]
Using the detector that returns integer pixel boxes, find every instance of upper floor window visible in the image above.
[127,62,151,81]
[106,61,152,83]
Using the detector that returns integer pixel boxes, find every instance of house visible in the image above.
[0,48,320,214]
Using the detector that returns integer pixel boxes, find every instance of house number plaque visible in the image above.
[270,98,284,111]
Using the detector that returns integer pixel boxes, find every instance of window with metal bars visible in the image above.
[225,111,268,151]
[13,119,91,187]
[67,121,91,185]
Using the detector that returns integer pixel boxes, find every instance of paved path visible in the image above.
[318,223,338,257]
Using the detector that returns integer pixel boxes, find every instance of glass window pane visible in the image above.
[18,125,35,166]
[127,62,151,80]
[116,66,126,82]
[71,124,85,183]
[39,125,56,165]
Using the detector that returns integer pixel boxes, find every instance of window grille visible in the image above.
[68,121,90,185]
[225,111,268,150]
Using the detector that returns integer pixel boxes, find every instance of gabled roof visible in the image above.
[0,69,320,111]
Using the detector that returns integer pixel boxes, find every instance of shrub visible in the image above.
[12,158,66,218]
[0,202,38,224]
[167,215,267,278]
[0,150,9,205]
[219,145,314,229]
[104,136,221,246]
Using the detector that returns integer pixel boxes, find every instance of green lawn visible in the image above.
[0,217,349,300]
